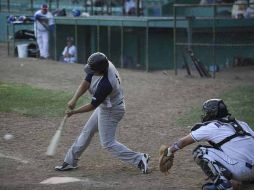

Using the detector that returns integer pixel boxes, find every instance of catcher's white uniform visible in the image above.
[191,120,254,182]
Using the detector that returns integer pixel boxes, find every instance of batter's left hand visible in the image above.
[68,99,76,110]
[66,110,75,117]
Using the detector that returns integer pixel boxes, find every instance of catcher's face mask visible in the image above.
[201,99,228,122]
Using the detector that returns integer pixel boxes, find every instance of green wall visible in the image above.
[1,13,10,42]
[42,21,254,71]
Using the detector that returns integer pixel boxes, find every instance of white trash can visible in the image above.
[17,44,28,58]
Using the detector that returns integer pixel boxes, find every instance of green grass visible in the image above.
[177,85,254,129]
[0,83,90,117]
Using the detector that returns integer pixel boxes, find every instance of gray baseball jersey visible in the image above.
[85,61,124,109]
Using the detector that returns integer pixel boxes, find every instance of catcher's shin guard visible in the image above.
[192,145,232,183]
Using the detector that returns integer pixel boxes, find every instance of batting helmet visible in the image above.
[84,52,109,74]
[201,99,229,122]
[72,9,81,17]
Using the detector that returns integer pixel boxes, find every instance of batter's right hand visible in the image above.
[68,99,76,110]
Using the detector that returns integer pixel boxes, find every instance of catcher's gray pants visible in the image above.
[64,103,143,167]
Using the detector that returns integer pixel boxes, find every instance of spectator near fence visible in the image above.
[244,0,254,18]
[125,0,136,15]
[232,0,248,18]
[62,37,77,64]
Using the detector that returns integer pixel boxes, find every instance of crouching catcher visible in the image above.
[159,99,254,190]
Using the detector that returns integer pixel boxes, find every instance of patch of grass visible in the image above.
[0,83,90,117]
[177,86,254,129]
[177,106,202,127]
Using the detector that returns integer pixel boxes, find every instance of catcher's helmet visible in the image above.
[201,99,229,122]
[84,52,109,74]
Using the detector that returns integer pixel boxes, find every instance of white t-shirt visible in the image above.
[62,45,77,63]
[125,0,136,13]
[34,10,54,32]
[244,7,254,18]
[191,120,254,164]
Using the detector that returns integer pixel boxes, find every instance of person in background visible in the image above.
[232,0,248,18]
[125,0,136,15]
[62,37,77,64]
[34,4,54,59]
[244,0,254,18]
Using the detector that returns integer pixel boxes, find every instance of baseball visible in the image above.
[4,133,14,140]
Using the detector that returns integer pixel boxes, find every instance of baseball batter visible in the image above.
[160,99,254,190]
[55,52,150,174]
[34,4,54,59]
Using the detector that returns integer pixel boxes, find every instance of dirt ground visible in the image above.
[0,43,254,190]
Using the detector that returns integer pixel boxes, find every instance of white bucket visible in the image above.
[17,44,28,58]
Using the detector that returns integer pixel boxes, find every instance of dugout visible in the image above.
[53,13,254,71]
[54,16,175,71]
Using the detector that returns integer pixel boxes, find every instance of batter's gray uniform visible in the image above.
[64,62,144,167]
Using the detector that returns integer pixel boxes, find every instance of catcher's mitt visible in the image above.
[159,145,174,175]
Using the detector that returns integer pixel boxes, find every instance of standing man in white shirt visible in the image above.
[62,37,77,64]
[124,0,136,15]
[34,4,54,59]
[160,99,254,190]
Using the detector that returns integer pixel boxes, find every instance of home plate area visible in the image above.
[39,176,113,188]
[40,177,83,184]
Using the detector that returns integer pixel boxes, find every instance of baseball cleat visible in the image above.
[138,154,150,174]
[202,180,233,190]
[55,162,77,171]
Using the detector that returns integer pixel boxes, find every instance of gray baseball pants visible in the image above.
[64,103,143,167]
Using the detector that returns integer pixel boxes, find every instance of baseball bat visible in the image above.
[46,115,68,156]
[187,49,204,77]
[182,50,191,76]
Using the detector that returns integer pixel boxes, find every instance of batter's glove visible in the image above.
[159,145,174,175]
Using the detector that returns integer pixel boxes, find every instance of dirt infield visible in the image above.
[0,43,254,190]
